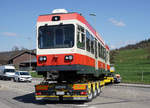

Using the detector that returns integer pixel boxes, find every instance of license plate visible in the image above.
[56,91,64,95]
[55,85,66,89]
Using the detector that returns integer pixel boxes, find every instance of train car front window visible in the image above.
[38,24,74,49]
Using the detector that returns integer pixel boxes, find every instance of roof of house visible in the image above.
[8,50,36,61]
[0,50,36,64]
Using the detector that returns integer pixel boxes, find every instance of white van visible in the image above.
[0,65,16,80]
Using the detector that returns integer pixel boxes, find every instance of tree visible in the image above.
[20,47,28,51]
[147,46,150,60]
[12,46,20,51]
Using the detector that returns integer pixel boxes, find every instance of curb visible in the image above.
[113,83,150,88]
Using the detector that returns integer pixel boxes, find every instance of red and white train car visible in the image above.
[36,9,110,80]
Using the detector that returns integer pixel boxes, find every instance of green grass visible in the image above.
[114,48,150,84]
[29,72,43,78]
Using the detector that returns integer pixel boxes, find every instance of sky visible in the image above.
[0,0,150,51]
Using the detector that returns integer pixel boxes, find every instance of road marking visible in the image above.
[75,104,88,107]
[87,106,97,108]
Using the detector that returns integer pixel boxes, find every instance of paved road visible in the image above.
[0,79,150,108]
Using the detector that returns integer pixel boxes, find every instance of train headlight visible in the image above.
[39,56,47,62]
[65,55,73,61]
[43,56,47,61]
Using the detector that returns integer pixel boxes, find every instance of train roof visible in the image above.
[37,12,109,50]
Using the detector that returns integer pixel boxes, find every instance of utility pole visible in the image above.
[27,37,32,71]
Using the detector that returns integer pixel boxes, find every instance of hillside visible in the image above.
[111,39,150,84]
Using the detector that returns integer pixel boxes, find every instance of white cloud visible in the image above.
[108,18,126,27]
[2,32,17,36]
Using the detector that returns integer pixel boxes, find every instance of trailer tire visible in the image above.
[97,87,101,96]
[93,89,98,98]
[87,87,94,102]
[87,91,93,102]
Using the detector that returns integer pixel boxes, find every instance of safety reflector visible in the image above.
[36,85,48,90]
[73,84,86,90]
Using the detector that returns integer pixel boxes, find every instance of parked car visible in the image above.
[0,65,16,80]
[13,71,32,82]
[114,74,121,83]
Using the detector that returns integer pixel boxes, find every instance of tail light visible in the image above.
[36,92,42,95]
[80,91,87,95]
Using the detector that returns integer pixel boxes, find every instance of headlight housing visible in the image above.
[38,56,47,62]
[65,55,73,61]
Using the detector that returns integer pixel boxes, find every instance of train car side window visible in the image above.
[91,35,94,54]
[102,46,104,59]
[104,48,106,61]
[95,38,97,58]
[86,30,91,52]
[104,48,106,59]
[77,25,85,50]
[98,43,101,58]
[102,46,104,58]
[100,45,103,58]
[106,51,109,62]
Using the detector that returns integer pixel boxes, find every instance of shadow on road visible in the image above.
[13,92,85,105]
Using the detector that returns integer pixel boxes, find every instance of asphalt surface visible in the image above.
[0,79,150,108]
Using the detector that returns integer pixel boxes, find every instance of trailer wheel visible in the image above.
[93,89,98,98]
[87,87,94,102]
[97,87,101,96]
[87,91,93,102]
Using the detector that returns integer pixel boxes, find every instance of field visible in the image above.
[114,48,150,84]
[29,71,43,78]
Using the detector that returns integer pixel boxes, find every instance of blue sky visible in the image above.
[0,0,150,51]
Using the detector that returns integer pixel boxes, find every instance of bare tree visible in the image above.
[20,47,28,51]
[12,46,20,51]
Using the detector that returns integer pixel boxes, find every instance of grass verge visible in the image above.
[114,48,150,84]
[29,71,43,78]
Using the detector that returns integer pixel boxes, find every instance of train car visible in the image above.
[36,9,110,80]
[35,9,110,101]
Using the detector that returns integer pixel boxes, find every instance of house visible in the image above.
[0,50,37,71]
[0,51,21,65]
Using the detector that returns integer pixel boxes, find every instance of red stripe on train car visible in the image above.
[37,53,97,68]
